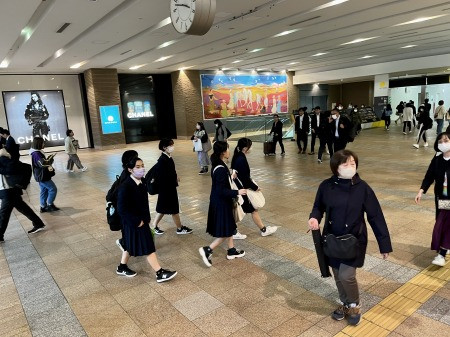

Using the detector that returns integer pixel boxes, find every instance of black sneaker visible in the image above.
[198,169,206,175]
[199,246,212,267]
[40,207,47,213]
[226,248,245,260]
[116,239,125,252]
[28,225,45,234]
[46,204,60,212]
[156,268,177,283]
[116,265,137,278]
[154,227,165,235]
[176,226,193,234]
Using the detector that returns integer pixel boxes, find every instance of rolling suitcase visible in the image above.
[263,141,275,156]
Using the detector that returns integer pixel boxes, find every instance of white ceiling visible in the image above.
[1,0,450,79]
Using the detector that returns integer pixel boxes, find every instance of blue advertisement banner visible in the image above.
[99,105,122,134]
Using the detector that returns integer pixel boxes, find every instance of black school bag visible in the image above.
[145,162,160,195]
[5,161,32,190]
[105,175,122,231]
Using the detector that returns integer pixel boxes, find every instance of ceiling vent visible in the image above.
[388,31,418,38]
[289,16,321,27]
[227,38,247,45]
[120,49,132,55]
[56,23,71,33]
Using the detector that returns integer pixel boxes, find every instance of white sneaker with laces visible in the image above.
[412,144,419,149]
[424,142,429,147]
[432,254,446,267]
[261,226,278,237]
[81,167,88,172]
[233,231,247,240]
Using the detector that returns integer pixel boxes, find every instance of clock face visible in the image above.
[170,0,196,34]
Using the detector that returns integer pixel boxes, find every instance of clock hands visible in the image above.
[175,4,191,9]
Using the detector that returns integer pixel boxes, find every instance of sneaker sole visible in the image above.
[29,227,45,234]
[177,231,193,235]
[199,248,212,267]
[331,315,345,321]
[232,236,247,240]
[432,261,445,267]
[116,270,137,278]
[157,271,177,283]
[226,252,246,260]
[154,232,165,235]
[115,240,125,252]
[261,228,278,237]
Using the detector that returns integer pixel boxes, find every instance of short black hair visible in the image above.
[0,128,10,135]
[314,106,321,110]
[434,132,450,152]
[330,150,358,176]
[273,114,279,118]
[158,138,174,151]
[121,150,138,168]
[32,136,45,150]
[66,129,73,136]
[439,100,444,105]
[125,157,143,171]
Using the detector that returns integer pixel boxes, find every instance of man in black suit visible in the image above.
[269,114,285,155]
[330,108,352,153]
[309,106,323,155]
[424,98,431,116]
[0,128,20,161]
[295,108,309,154]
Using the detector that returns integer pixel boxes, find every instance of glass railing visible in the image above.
[226,114,294,142]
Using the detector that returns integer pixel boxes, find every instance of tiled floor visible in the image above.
[1,124,450,336]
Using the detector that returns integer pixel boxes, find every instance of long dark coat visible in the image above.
[118,176,154,256]
[207,161,239,237]
[310,174,392,268]
[155,153,179,214]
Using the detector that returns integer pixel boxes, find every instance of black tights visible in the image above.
[439,248,448,257]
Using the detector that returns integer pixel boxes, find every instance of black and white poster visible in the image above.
[2,90,68,150]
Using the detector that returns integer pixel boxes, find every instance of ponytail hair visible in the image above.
[231,137,252,168]
[210,141,228,168]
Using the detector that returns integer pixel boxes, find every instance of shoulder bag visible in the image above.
[213,165,245,222]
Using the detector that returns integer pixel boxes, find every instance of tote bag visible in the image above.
[193,139,203,152]
[247,189,265,209]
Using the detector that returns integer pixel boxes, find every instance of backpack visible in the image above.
[105,175,122,231]
[145,163,160,195]
[5,161,32,190]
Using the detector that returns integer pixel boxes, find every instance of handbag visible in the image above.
[438,199,450,210]
[193,139,203,152]
[246,189,265,209]
[321,207,360,260]
[213,165,245,223]
[202,137,212,152]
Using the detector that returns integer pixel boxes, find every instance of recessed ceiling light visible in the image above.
[273,29,299,37]
[154,55,173,62]
[311,0,349,12]
[400,45,417,48]
[312,52,328,56]
[157,40,178,49]
[178,65,195,71]
[0,60,9,68]
[249,48,264,53]
[129,64,147,70]
[288,62,299,65]
[232,60,242,64]
[358,55,376,59]
[70,61,88,69]
[394,14,447,26]
[340,37,379,45]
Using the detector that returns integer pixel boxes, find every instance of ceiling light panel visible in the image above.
[394,14,447,26]
[400,45,417,48]
[340,37,379,45]
[154,55,173,62]
[273,29,299,37]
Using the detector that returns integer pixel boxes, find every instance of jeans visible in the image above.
[437,119,444,134]
[67,154,83,170]
[0,189,45,238]
[39,180,57,207]
[332,264,359,304]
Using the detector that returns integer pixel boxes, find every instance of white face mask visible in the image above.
[338,167,356,179]
[167,146,174,153]
[438,143,450,153]
[215,124,219,128]
[331,114,337,120]
[196,125,200,130]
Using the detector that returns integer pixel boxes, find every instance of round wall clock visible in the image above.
[170,0,216,36]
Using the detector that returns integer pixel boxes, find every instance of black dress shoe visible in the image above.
[40,207,47,213]
[46,204,60,212]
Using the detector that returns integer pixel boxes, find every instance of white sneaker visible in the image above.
[81,167,88,172]
[66,169,74,173]
[412,144,419,149]
[424,142,429,147]
[233,231,247,240]
[403,132,407,135]
[432,254,446,267]
[261,226,278,237]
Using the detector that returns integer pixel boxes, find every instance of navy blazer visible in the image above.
[231,152,258,191]
[117,176,150,228]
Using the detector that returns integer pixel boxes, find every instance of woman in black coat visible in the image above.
[199,141,247,267]
[231,138,277,238]
[152,139,193,235]
[116,157,177,283]
[413,106,433,148]
[308,150,392,326]
[415,132,450,267]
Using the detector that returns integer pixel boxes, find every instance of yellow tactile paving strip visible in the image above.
[337,259,449,336]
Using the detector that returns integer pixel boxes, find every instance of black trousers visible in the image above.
[318,137,333,160]
[310,130,318,152]
[333,137,347,153]
[273,135,285,153]
[0,189,44,238]
[385,117,391,129]
[403,121,411,132]
[296,130,308,151]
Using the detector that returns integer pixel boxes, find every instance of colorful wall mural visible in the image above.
[200,74,288,119]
